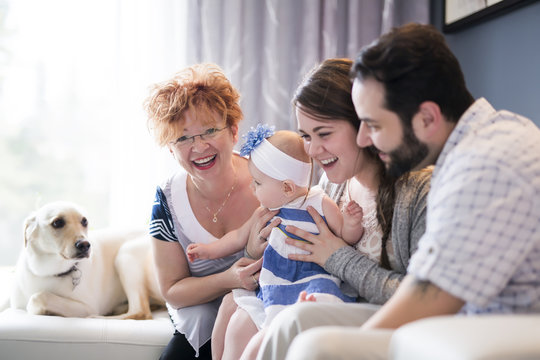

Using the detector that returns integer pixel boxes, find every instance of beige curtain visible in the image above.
[185,0,430,136]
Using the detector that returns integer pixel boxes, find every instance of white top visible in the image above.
[149,169,243,354]
[408,98,540,314]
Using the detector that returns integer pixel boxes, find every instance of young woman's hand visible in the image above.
[245,207,280,259]
[285,206,349,266]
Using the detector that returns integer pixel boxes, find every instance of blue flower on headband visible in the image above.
[240,124,275,156]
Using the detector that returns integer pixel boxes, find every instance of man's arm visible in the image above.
[362,275,465,330]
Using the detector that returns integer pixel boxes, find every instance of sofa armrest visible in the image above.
[389,314,540,360]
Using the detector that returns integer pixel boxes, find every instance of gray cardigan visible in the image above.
[322,169,431,305]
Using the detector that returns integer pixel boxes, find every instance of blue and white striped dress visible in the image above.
[149,169,243,355]
[234,185,356,329]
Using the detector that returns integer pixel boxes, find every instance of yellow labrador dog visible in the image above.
[6,201,164,319]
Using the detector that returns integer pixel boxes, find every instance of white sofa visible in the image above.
[0,266,173,360]
[389,315,540,360]
[4,311,540,360]
[3,258,539,360]
[0,308,173,360]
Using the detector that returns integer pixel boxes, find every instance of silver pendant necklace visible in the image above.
[202,174,237,223]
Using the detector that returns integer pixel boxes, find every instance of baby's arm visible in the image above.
[321,196,363,246]
[186,240,237,262]
[341,200,364,244]
[186,216,253,262]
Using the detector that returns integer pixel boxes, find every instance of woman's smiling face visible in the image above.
[296,106,364,184]
[168,107,237,180]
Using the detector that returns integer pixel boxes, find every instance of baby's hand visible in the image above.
[297,291,317,303]
[186,243,209,263]
[343,200,363,226]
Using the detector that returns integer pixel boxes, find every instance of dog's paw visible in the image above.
[121,312,153,320]
[26,292,53,315]
[92,311,153,320]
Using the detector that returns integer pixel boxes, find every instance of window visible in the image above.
[0,0,187,265]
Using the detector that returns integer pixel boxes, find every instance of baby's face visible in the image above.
[248,161,287,209]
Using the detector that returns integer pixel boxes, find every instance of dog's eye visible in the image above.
[51,218,65,229]
[81,217,88,227]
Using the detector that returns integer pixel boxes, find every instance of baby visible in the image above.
[187,125,363,326]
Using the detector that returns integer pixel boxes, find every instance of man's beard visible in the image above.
[386,124,429,178]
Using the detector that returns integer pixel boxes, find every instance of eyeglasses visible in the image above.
[170,126,230,147]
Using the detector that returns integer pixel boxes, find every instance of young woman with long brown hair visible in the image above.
[248,58,432,360]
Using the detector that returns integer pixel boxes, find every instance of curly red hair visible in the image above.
[144,63,243,146]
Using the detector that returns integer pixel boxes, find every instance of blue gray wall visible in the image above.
[432,1,540,126]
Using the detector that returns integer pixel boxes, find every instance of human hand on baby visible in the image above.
[186,243,210,263]
[286,206,349,267]
[246,207,280,259]
[229,257,263,291]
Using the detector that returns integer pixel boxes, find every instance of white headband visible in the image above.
[250,139,311,187]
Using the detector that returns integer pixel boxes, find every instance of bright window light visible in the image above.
[0,0,187,265]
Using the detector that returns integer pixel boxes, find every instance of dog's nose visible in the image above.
[75,240,91,255]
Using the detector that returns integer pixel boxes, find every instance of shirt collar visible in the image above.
[432,98,495,179]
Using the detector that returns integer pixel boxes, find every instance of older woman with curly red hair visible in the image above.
[145,63,267,360]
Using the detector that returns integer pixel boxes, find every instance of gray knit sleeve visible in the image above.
[324,168,432,305]
[324,246,403,304]
[392,168,432,270]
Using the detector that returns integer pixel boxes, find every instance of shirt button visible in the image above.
[428,247,434,254]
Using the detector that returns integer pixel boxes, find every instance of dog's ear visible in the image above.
[23,213,37,248]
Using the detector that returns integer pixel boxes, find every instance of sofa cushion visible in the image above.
[0,308,173,360]
[390,314,540,360]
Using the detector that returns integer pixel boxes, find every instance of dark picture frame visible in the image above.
[443,0,536,33]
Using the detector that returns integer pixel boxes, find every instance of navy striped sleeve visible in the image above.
[149,186,177,242]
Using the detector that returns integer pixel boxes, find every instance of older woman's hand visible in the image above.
[245,207,280,259]
[228,257,263,291]
[285,206,349,267]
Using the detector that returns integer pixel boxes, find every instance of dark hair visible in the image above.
[294,59,360,130]
[352,23,474,127]
[294,58,399,270]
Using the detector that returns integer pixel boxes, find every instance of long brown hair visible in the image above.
[294,58,399,269]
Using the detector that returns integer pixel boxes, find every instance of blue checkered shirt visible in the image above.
[408,98,540,314]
